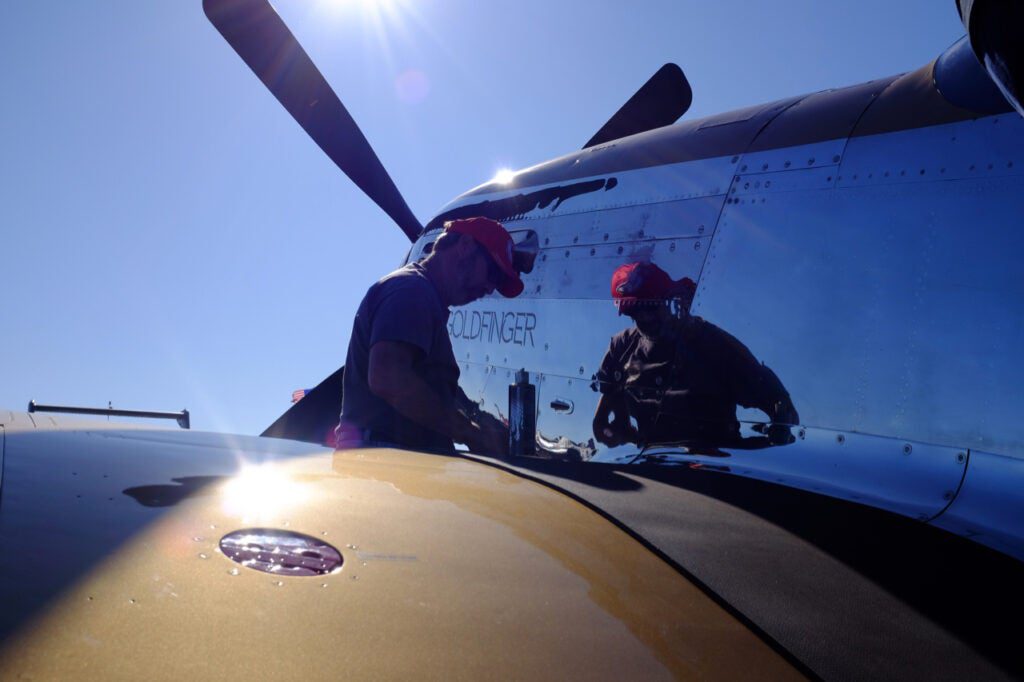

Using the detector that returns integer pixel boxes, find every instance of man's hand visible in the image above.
[459,412,509,458]
[594,421,640,447]
[593,392,639,447]
[369,341,493,448]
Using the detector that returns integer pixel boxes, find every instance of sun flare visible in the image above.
[493,168,516,184]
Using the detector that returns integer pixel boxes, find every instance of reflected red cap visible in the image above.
[611,262,696,314]
[444,217,524,298]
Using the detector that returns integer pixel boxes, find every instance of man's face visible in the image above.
[452,243,500,306]
[626,303,670,336]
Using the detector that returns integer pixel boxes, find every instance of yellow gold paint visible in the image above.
[0,448,803,680]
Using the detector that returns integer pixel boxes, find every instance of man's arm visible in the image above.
[368,340,506,455]
[593,392,639,447]
[714,328,800,425]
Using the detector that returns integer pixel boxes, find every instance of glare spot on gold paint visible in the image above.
[221,464,309,522]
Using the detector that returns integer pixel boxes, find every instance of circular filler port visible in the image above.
[220,528,344,577]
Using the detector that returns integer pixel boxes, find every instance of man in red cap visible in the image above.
[337,217,523,455]
[593,261,798,448]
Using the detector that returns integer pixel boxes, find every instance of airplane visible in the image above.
[1,0,1023,679]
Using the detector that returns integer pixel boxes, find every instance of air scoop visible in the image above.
[220,529,343,577]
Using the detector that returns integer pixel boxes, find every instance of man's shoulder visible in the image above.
[377,263,427,288]
[607,326,642,355]
[370,264,437,300]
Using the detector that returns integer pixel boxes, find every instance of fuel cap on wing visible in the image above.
[220,528,343,577]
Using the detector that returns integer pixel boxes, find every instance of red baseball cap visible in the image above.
[611,261,696,314]
[444,217,524,298]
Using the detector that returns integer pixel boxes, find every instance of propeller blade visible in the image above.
[583,63,692,149]
[204,0,422,241]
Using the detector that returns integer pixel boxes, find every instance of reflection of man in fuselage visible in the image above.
[593,262,798,448]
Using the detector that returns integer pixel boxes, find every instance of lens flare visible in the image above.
[493,169,516,184]
[221,464,308,522]
[395,69,430,103]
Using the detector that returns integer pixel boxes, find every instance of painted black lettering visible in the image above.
[487,311,499,343]
[513,313,526,346]
[525,313,537,348]
[502,312,516,344]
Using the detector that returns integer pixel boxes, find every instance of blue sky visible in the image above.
[0,1,966,435]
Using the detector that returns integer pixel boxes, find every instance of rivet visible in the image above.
[1008,161,1014,168]
[638,229,645,238]
[540,253,547,261]
[832,155,841,163]
[808,158,815,165]
[987,163,993,170]
[603,233,609,241]
[919,169,925,175]
[698,224,705,233]
[744,182,750,189]
[740,165,748,171]
[617,246,623,254]
[572,236,578,243]
[957,452,966,463]
[578,366,585,375]
[669,242,676,252]
[902,443,912,455]
[900,170,906,176]
[535,284,542,293]
[798,428,806,439]
[590,248,596,256]
[784,161,791,168]
[827,177,832,182]
[762,163,769,170]
[694,241,701,250]
[943,491,954,501]
[544,237,549,245]
[764,180,771,188]
[544,343,549,351]
[836,434,845,444]
[731,155,739,163]
[564,250,570,257]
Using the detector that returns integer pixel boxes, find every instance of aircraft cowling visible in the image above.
[958,0,1024,117]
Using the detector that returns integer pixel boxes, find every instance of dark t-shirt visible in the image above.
[339,263,459,452]
[596,315,795,443]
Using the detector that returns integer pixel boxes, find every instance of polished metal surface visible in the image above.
[412,103,1024,560]
[933,449,1024,557]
